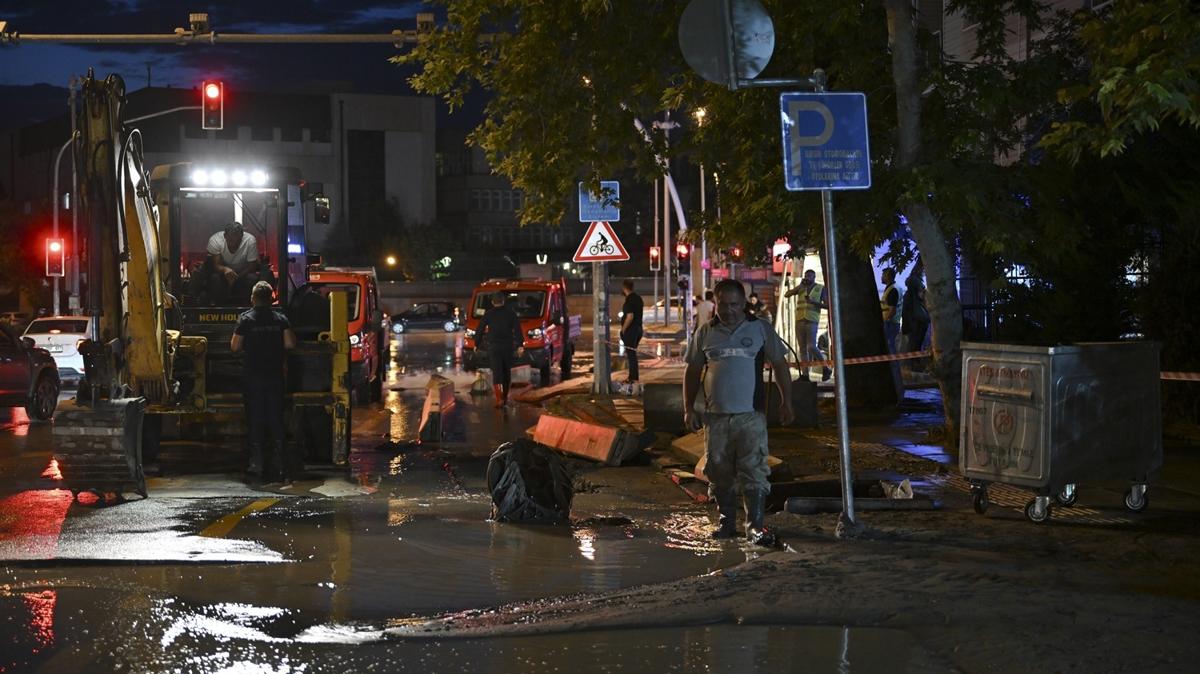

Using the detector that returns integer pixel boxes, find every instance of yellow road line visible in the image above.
[200,498,280,538]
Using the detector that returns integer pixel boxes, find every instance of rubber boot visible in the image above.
[744,489,778,547]
[492,384,505,408]
[710,489,739,539]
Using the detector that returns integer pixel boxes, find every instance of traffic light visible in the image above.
[201,80,224,130]
[46,238,65,277]
[649,245,661,271]
[730,245,743,261]
[676,242,689,261]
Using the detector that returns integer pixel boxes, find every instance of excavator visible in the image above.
[52,71,353,504]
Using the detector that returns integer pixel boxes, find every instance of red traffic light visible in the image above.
[201,80,224,130]
[676,243,689,259]
[649,245,661,271]
[730,245,743,259]
[45,237,65,277]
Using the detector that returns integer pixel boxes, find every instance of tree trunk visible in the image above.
[886,0,964,446]
[826,240,901,408]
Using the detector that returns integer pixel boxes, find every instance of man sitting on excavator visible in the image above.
[192,222,266,305]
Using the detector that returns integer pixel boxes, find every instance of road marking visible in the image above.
[200,498,280,538]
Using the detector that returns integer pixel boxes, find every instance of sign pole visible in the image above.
[820,187,856,529]
[592,261,610,395]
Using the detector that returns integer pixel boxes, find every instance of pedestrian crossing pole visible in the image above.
[592,261,611,395]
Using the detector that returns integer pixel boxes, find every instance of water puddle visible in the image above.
[0,585,948,674]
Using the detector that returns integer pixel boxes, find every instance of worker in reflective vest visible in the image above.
[784,269,830,381]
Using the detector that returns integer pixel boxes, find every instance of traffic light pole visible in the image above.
[51,134,75,316]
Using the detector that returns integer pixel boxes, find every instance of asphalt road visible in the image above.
[1,331,842,673]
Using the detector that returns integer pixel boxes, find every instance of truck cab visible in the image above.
[300,267,388,403]
[464,278,580,384]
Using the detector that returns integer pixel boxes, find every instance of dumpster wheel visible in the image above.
[1024,497,1050,523]
[1124,485,1149,513]
[1054,483,1077,507]
[972,489,989,515]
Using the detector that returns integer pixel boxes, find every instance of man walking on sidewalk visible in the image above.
[619,279,644,384]
[683,279,794,546]
[477,292,525,406]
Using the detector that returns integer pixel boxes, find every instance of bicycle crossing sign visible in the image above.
[573,221,630,262]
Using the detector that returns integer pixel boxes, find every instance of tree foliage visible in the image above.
[399,0,1200,423]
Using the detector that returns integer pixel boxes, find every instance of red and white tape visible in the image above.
[791,350,932,369]
[1162,371,1200,382]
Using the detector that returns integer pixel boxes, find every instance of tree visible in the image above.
[399,1,1191,440]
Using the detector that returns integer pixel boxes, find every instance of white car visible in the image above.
[23,316,93,386]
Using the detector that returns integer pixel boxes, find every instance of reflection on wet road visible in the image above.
[0,332,780,672]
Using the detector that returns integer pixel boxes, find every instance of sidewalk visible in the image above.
[526,357,1200,525]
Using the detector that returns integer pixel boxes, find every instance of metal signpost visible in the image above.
[573,220,629,396]
[781,84,872,531]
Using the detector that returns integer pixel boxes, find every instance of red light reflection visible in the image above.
[23,590,57,653]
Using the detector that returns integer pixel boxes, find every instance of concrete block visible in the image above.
[418,374,456,443]
[511,364,533,385]
[765,378,818,428]
[643,383,690,435]
[532,414,641,466]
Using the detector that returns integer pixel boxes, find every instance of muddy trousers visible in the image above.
[704,412,771,531]
[489,349,516,395]
[245,376,287,479]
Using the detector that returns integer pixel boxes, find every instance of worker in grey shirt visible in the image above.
[683,279,794,545]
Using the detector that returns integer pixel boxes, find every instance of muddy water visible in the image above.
[1,586,944,673]
[2,332,780,671]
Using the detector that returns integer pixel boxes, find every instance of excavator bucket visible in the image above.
[52,398,148,504]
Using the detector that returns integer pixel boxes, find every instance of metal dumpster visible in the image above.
[959,342,1161,523]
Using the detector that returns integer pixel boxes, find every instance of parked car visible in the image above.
[0,324,60,420]
[391,302,461,334]
[22,316,93,386]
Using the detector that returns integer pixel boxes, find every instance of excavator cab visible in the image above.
[151,163,307,312]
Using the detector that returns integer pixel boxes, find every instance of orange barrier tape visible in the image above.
[1162,372,1200,382]
[792,350,931,369]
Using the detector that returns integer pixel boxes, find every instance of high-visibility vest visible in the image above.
[797,283,823,322]
[881,283,901,324]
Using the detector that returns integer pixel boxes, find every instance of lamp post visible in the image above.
[692,108,709,296]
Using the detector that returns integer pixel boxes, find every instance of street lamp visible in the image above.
[385,255,397,267]
[692,107,709,292]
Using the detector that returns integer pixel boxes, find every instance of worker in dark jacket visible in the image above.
[477,292,525,407]
[231,281,297,483]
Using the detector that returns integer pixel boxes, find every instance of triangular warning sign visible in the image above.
[572,221,630,262]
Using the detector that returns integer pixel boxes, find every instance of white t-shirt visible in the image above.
[206,231,259,275]
[696,299,715,326]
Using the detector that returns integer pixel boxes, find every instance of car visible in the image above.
[0,324,60,420]
[391,302,461,334]
[22,316,93,386]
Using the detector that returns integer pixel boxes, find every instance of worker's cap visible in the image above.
[224,222,244,236]
[251,281,274,303]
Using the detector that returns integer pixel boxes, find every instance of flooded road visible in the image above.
[0,332,795,673]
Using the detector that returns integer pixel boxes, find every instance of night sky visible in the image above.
[0,0,432,126]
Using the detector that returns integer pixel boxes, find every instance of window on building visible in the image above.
[470,189,483,212]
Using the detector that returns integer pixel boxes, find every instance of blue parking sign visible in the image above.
[578,181,620,222]
[780,92,871,191]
